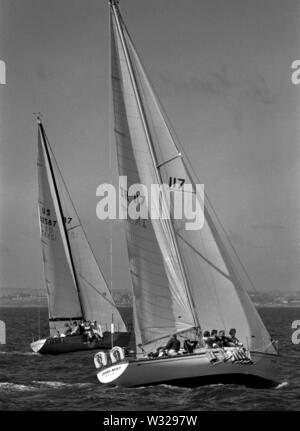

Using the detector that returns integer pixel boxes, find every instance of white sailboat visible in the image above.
[94,0,280,387]
[31,117,130,354]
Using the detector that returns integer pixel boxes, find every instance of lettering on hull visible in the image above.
[98,362,129,383]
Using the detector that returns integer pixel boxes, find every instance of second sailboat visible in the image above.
[31,118,130,354]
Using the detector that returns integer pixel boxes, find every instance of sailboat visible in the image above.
[31,117,130,354]
[94,0,280,387]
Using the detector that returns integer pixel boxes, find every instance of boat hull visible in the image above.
[31,332,130,355]
[96,350,280,389]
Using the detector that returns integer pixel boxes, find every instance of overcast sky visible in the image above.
[0,0,300,295]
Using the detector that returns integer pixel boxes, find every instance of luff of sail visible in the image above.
[110,1,276,356]
[37,119,127,336]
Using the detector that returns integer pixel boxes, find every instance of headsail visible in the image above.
[110,1,275,354]
[37,119,127,335]
[111,5,198,352]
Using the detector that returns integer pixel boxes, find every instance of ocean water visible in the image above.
[0,306,299,411]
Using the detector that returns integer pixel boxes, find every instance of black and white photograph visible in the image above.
[0,0,299,414]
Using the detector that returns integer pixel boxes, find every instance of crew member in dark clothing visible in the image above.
[184,339,198,353]
[79,320,85,335]
[210,329,217,340]
[165,334,180,355]
[216,330,231,347]
[210,329,219,348]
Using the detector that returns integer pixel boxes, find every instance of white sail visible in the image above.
[110,2,275,355]
[38,124,82,335]
[111,12,197,351]
[37,120,127,335]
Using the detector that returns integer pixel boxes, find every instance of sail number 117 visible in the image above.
[169,177,185,188]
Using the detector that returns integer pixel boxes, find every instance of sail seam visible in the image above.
[156,153,182,169]
[177,231,232,282]
[127,241,168,258]
[76,272,118,309]
[134,295,177,308]
[128,251,168,268]
[114,128,126,136]
[131,265,171,279]
[130,270,176,290]
[66,224,81,233]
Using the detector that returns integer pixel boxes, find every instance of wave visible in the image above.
[32,381,93,389]
[0,351,39,356]
[0,381,93,393]
[159,383,193,391]
[275,381,289,390]
[0,382,36,392]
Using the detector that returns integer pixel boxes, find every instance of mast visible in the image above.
[110,1,200,332]
[37,117,85,320]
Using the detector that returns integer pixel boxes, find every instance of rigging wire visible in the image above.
[109,6,115,343]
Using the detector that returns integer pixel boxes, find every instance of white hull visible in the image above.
[96,349,280,389]
[31,332,130,355]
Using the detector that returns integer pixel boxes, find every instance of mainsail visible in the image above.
[37,119,127,335]
[110,1,276,355]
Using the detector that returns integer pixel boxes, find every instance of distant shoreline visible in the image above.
[0,303,299,309]
[0,303,131,308]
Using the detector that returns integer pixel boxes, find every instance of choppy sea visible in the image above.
[0,306,299,411]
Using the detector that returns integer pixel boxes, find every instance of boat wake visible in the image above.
[32,381,93,389]
[0,383,36,392]
[275,381,289,390]
[160,383,193,391]
[0,351,39,356]
[0,381,93,393]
